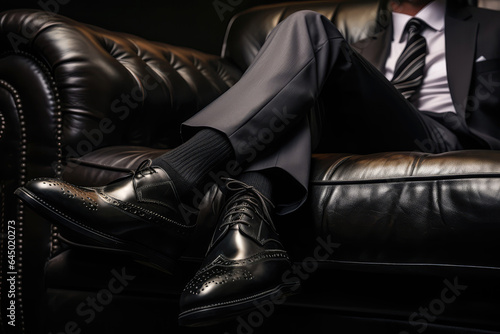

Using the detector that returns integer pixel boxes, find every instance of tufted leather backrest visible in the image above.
[222,0,383,71]
[0,9,243,154]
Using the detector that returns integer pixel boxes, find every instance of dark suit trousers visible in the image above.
[182,11,464,214]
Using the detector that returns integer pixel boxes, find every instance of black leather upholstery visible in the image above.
[310,151,500,268]
[0,9,243,149]
[1,1,500,333]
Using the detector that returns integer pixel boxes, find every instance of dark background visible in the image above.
[1,0,300,55]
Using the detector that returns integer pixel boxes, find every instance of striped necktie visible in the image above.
[391,18,427,99]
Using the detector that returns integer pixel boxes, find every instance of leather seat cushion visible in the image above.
[310,150,500,273]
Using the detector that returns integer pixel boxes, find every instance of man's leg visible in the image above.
[177,10,456,213]
[143,10,344,210]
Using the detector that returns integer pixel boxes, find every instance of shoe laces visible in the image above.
[132,159,157,178]
[219,178,276,231]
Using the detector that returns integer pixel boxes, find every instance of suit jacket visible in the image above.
[350,2,500,150]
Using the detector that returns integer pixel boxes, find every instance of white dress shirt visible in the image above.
[384,0,456,113]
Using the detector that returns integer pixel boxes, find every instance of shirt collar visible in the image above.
[392,0,446,43]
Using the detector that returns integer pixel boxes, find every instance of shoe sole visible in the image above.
[178,281,301,327]
[15,187,177,275]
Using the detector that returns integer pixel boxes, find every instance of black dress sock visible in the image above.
[152,129,234,201]
[237,171,273,203]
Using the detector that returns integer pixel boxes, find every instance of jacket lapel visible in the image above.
[445,5,477,118]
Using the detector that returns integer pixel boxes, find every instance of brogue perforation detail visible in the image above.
[183,251,290,295]
[183,267,254,295]
[42,180,99,211]
[20,190,123,243]
[198,250,289,274]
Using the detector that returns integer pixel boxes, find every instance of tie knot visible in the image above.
[406,18,424,37]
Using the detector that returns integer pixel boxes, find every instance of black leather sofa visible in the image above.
[1,1,500,333]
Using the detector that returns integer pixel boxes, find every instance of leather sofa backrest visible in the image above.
[222,0,384,71]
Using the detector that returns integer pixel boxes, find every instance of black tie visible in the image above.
[392,18,427,99]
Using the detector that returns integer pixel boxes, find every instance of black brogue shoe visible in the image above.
[15,159,197,273]
[178,179,300,326]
